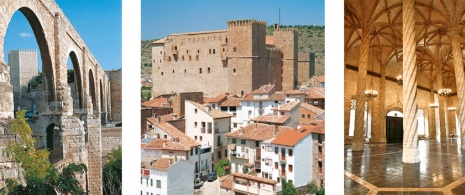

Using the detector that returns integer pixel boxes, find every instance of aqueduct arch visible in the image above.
[0,1,112,194]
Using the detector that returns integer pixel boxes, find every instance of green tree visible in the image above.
[281,180,298,195]
[0,110,87,195]
[214,159,230,177]
[28,73,42,91]
[242,165,249,174]
[103,146,122,195]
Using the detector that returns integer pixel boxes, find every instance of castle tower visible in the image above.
[226,19,267,96]
[273,27,299,91]
[8,49,38,111]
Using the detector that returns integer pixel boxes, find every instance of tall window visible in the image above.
[348,100,368,137]
[156,180,161,188]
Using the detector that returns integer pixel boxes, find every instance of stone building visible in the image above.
[297,52,315,85]
[8,49,38,111]
[106,69,122,122]
[151,19,298,98]
[345,0,465,193]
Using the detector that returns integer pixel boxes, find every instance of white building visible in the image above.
[204,93,228,110]
[284,90,305,103]
[240,85,286,126]
[185,100,233,165]
[261,124,319,190]
[219,97,243,131]
[225,123,293,175]
[141,158,194,195]
[141,122,212,179]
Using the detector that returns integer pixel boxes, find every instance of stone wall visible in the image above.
[297,52,315,85]
[101,127,122,158]
[274,28,299,91]
[0,120,22,188]
[8,50,38,111]
[106,69,122,122]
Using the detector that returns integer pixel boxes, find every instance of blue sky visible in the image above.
[4,0,122,71]
[141,0,325,40]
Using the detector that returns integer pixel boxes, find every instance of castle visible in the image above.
[8,49,38,111]
[151,19,299,98]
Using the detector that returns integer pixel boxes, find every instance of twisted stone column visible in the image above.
[437,73,448,141]
[428,82,436,139]
[402,0,420,163]
[376,66,387,143]
[451,31,465,150]
[353,34,369,151]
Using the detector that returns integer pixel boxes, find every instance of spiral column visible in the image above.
[451,31,465,150]
[352,34,369,151]
[402,0,420,163]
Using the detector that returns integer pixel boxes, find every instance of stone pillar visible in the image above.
[87,116,102,194]
[437,74,448,141]
[428,82,436,139]
[353,34,369,151]
[0,60,13,118]
[402,0,420,163]
[374,65,387,143]
[451,31,465,149]
[367,99,373,141]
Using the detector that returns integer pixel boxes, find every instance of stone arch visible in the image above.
[67,50,84,109]
[46,123,61,151]
[386,107,403,115]
[1,5,56,102]
[88,69,97,113]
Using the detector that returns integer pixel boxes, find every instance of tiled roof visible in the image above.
[152,38,166,44]
[225,123,293,141]
[154,122,200,148]
[150,158,175,170]
[242,85,284,101]
[251,115,290,124]
[314,75,325,82]
[309,120,325,134]
[219,97,242,107]
[142,98,170,108]
[204,94,228,103]
[144,138,192,151]
[146,113,177,124]
[266,36,274,45]
[305,90,325,99]
[270,92,285,101]
[188,100,233,119]
[232,172,277,185]
[300,103,325,115]
[219,175,233,189]
[271,101,300,111]
[271,125,315,147]
[285,90,305,95]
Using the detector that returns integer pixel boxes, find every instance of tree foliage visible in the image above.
[103,146,122,195]
[28,73,42,91]
[0,110,87,195]
[214,159,230,177]
[281,180,298,195]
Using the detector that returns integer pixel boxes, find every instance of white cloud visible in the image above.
[19,32,32,37]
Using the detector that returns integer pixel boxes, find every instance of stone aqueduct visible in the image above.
[0,0,112,194]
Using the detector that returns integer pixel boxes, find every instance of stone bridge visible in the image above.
[0,0,112,194]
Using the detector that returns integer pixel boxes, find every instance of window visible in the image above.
[160,51,162,54]
[218,151,222,159]
[302,114,305,118]
[208,67,211,73]
[194,122,197,128]
[265,158,271,166]
[199,68,202,74]
[196,55,199,61]
[233,123,237,128]
[172,70,174,73]
[232,138,236,144]
[225,150,228,157]
[196,147,198,155]
[313,100,318,106]
[289,149,293,156]
[277,177,280,183]
[189,56,192,61]
[182,56,185,61]
[198,50,200,53]
[174,46,177,51]
[168,56,171,61]
[274,147,278,154]
[184,69,186,73]
[275,162,278,169]
[221,107,228,111]
[151,179,153,186]
[308,114,311,118]
[209,49,212,54]
[190,148,193,155]
[156,180,161,188]
[146,178,148,186]
[256,141,259,147]
[195,136,197,140]
[200,136,203,141]
[289,164,293,172]
[161,72,163,76]
[195,109,197,114]
[164,135,167,139]
[187,50,189,54]
[141,177,142,184]
[233,47,236,52]
[266,146,272,152]
[233,68,236,73]
[213,49,216,54]
[226,38,228,43]
[241,139,246,145]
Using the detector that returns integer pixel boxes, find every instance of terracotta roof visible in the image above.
[254,85,274,94]
[314,75,325,82]
[219,175,233,189]
[146,113,177,124]
[251,115,290,124]
[204,94,228,104]
[225,123,293,141]
[300,103,325,115]
[271,101,300,111]
[154,122,200,148]
[152,38,166,44]
[309,120,325,134]
[144,138,193,151]
[220,97,242,107]
[188,100,233,119]
[242,85,284,101]
[150,158,175,170]
[271,125,315,147]
[285,90,305,95]
[266,36,274,45]
[142,98,170,108]
[270,92,285,101]
[305,90,325,99]
[232,172,277,185]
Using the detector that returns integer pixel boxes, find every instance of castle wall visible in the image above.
[274,28,298,91]
[106,69,122,122]
[8,50,38,111]
[298,53,315,85]
[101,127,122,158]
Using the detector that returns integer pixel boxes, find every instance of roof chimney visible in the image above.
[206,105,210,113]
[158,116,161,123]
[173,113,177,120]
[163,139,166,147]
[274,23,279,30]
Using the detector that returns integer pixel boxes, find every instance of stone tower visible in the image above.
[8,49,38,111]
[273,27,298,91]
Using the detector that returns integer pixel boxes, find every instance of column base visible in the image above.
[461,136,465,150]
[402,147,420,163]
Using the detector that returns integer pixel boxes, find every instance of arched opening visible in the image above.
[46,123,63,164]
[386,109,403,143]
[88,69,97,113]
[67,51,83,110]
[4,7,55,116]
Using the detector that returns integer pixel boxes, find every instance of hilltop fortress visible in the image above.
[151,19,299,97]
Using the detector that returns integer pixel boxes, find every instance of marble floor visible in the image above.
[344,139,465,195]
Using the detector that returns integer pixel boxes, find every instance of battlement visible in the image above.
[227,19,267,27]
[266,47,283,59]
[8,49,38,54]
[275,28,300,34]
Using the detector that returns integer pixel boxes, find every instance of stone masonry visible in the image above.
[8,50,38,111]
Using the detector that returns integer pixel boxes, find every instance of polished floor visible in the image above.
[344,139,465,194]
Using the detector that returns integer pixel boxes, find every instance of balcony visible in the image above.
[201,165,209,171]
[255,161,261,169]
[200,127,206,134]
[255,149,261,162]
[280,154,286,162]
[231,152,248,159]
[49,145,64,164]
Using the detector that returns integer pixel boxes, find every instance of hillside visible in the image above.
[141,25,325,75]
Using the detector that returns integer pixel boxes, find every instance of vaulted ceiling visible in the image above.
[345,0,465,89]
